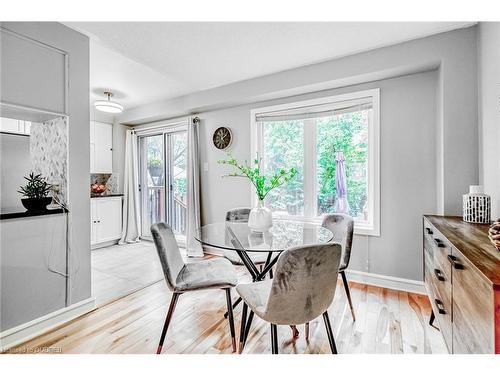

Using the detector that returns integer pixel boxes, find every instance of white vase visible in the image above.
[248,200,273,232]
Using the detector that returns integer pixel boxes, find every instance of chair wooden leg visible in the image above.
[340,270,356,322]
[322,311,338,354]
[156,292,180,354]
[238,303,248,353]
[305,322,310,341]
[225,288,237,352]
[270,324,278,354]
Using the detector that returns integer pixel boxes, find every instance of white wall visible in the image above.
[199,71,438,281]
[1,22,91,305]
[120,26,478,218]
[478,23,500,219]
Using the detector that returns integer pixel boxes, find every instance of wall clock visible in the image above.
[213,126,232,150]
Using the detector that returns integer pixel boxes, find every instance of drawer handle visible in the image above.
[447,255,464,269]
[434,299,446,314]
[425,227,433,235]
[434,268,445,281]
[433,238,445,248]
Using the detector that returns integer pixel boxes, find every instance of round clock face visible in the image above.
[213,126,232,150]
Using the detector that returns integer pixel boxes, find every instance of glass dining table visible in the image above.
[195,219,333,281]
[195,219,333,350]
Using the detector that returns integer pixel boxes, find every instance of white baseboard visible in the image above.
[91,238,119,250]
[345,270,426,295]
[0,297,96,352]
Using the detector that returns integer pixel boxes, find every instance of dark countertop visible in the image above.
[90,193,124,199]
[0,207,68,220]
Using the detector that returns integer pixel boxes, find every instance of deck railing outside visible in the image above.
[148,185,187,235]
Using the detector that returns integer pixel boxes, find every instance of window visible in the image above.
[251,89,380,236]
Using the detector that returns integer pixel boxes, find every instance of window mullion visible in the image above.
[303,118,316,219]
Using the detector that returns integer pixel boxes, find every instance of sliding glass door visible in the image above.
[139,129,188,240]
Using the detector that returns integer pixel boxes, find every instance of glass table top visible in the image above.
[195,220,333,253]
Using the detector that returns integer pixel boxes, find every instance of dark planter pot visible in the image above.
[21,197,52,212]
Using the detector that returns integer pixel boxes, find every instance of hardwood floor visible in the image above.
[9,263,447,354]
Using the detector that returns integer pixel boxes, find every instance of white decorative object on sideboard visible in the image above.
[462,185,491,224]
[90,121,112,174]
[91,196,122,248]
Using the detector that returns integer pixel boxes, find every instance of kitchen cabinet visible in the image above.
[91,196,122,247]
[90,121,112,174]
[0,117,31,135]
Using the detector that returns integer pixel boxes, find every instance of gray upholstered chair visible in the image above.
[151,222,238,353]
[322,213,355,320]
[303,213,355,340]
[236,242,342,354]
[223,208,269,267]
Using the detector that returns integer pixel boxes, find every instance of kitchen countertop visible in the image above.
[0,206,68,220]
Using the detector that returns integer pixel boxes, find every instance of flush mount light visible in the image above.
[94,91,123,113]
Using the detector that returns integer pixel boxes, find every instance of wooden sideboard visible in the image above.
[423,215,500,353]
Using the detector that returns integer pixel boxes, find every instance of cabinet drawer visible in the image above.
[451,247,494,353]
[424,221,452,290]
[424,248,452,351]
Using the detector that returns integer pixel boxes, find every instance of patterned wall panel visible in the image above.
[30,116,68,204]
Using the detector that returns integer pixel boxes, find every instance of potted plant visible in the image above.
[148,157,163,179]
[18,172,53,211]
[218,154,297,231]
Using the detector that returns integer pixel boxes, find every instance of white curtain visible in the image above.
[119,130,141,244]
[186,116,204,257]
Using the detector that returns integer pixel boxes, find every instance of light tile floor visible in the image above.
[91,241,164,306]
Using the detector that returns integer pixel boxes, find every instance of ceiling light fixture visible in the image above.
[94,91,123,113]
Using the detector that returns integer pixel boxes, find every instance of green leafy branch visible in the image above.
[18,172,52,199]
[218,153,298,201]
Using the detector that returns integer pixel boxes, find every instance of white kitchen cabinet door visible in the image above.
[0,117,22,134]
[90,121,113,173]
[91,197,122,245]
[0,118,31,135]
[90,199,98,245]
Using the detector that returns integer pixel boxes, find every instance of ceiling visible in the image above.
[67,22,475,111]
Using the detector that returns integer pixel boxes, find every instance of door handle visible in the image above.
[434,299,446,314]
[447,255,464,269]
[434,268,445,281]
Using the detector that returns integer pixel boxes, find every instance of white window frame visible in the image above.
[250,89,380,236]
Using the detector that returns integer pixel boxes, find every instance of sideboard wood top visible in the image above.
[424,215,500,287]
